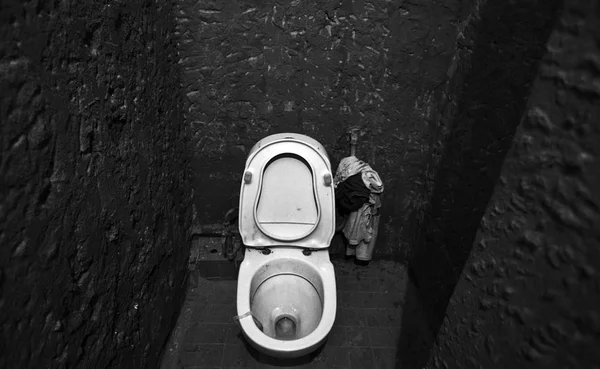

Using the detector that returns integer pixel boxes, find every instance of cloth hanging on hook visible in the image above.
[334,156,384,194]
[335,173,371,214]
[334,155,384,262]
[342,193,381,246]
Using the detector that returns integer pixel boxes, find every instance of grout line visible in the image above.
[369,340,377,367]
[219,341,226,368]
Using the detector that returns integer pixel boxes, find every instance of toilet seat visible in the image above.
[238,134,335,249]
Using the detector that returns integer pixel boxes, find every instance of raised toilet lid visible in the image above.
[238,133,335,249]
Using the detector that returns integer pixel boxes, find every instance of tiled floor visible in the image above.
[161,258,413,369]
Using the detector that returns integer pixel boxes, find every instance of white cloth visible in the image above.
[342,194,381,245]
[335,156,384,262]
[334,156,384,194]
[345,215,380,261]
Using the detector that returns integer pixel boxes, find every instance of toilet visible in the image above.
[236,133,337,358]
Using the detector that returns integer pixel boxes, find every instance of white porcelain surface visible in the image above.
[238,133,335,249]
[236,133,337,358]
[236,248,337,358]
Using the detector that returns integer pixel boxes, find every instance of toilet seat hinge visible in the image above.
[302,248,321,256]
[254,247,272,255]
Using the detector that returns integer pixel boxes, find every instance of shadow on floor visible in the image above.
[242,338,324,367]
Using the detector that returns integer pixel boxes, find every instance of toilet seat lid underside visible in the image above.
[239,138,335,249]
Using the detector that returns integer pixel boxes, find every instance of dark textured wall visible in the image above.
[176,0,478,257]
[405,0,560,341]
[426,0,600,367]
[0,1,192,368]
[396,0,561,367]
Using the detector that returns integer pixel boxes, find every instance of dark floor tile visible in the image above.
[345,326,370,347]
[213,290,236,305]
[381,278,408,294]
[341,292,367,308]
[335,308,367,327]
[258,363,312,369]
[325,324,346,346]
[215,280,238,292]
[226,324,246,345]
[335,277,354,291]
[383,309,403,326]
[193,304,237,324]
[337,276,376,291]
[368,327,396,348]
[334,269,352,278]
[362,293,382,308]
[221,344,258,368]
[178,344,224,367]
[352,268,378,280]
[348,347,375,369]
[356,278,381,292]
[364,309,388,327]
[184,323,235,344]
[373,348,396,369]
[255,354,313,368]
[196,261,222,279]
[187,285,215,301]
[363,293,404,309]
[219,261,240,279]
[310,345,350,368]
[365,309,403,327]
[331,260,354,276]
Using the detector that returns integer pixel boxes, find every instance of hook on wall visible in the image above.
[349,128,360,157]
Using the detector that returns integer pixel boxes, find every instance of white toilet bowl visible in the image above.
[236,133,337,358]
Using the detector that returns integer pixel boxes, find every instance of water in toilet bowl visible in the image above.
[250,274,323,340]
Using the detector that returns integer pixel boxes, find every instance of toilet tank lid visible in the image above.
[246,133,331,168]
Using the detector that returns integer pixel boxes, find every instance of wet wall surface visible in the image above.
[0,1,192,368]
[176,0,477,258]
[426,0,600,367]
[402,0,562,365]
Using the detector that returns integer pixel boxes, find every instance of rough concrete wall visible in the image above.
[426,0,600,367]
[176,0,475,257]
[406,0,560,335]
[0,1,192,368]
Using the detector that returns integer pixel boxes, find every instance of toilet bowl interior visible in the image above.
[248,258,325,341]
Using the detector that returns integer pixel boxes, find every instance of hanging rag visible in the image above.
[334,156,384,194]
[334,156,384,262]
[344,194,381,261]
[335,173,371,214]
[342,193,381,246]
